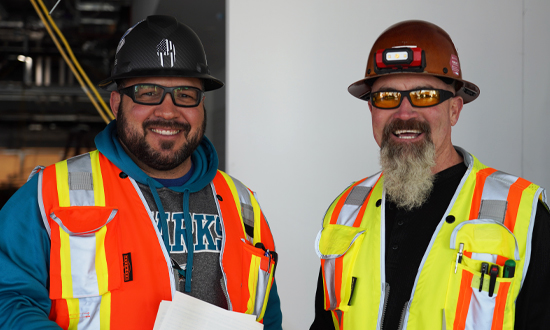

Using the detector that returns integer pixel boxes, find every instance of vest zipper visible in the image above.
[380,283,390,330]
[397,301,409,330]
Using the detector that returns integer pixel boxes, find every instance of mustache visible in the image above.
[142,119,191,132]
[382,119,431,140]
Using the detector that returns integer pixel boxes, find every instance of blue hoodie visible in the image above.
[0,121,282,329]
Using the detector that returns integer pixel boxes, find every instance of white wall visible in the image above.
[227,1,550,329]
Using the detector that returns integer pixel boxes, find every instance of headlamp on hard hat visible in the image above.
[374,47,426,74]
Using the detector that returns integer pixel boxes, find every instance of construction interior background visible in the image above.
[0,0,225,205]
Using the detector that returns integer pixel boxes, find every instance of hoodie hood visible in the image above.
[95,120,219,193]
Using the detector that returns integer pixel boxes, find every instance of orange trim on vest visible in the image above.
[496,255,508,267]
[454,270,474,330]
[98,153,173,330]
[352,175,381,228]
[330,178,368,225]
[469,168,498,220]
[213,172,246,310]
[504,178,531,233]
[491,282,511,330]
[49,299,70,330]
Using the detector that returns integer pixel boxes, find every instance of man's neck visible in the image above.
[431,146,463,174]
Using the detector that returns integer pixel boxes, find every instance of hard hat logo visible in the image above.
[450,55,460,76]
[157,39,176,68]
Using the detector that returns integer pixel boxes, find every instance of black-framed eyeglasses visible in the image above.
[118,84,204,107]
[370,89,455,109]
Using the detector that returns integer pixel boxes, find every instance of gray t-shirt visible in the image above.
[138,183,228,309]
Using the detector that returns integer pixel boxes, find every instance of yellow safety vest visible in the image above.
[315,148,546,330]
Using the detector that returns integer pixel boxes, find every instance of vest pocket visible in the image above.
[315,224,366,312]
[241,240,277,320]
[444,220,518,330]
[48,206,122,300]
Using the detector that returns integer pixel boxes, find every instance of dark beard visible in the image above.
[116,99,206,171]
[380,119,436,210]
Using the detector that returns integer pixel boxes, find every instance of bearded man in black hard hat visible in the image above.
[0,15,282,329]
[311,20,550,330]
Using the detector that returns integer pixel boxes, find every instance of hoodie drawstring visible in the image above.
[147,178,194,293]
[182,189,194,293]
[147,178,171,253]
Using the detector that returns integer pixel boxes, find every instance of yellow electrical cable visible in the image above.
[29,0,113,123]
[35,0,114,121]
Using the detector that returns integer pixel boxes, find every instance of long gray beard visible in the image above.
[380,122,436,210]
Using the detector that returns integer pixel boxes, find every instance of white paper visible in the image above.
[154,291,263,330]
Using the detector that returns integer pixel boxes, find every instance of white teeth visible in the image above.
[151,128,179,136]
[394,129,422,139]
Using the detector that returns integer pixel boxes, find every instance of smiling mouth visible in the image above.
[393,129,423,139]
[151,128,180,136]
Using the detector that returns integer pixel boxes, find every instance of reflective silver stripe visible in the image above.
[67,153,95,206]
[69,172,93,190]
[253,268,270,316]
[50,209,117,235]
[464,288,496,328]
[28,165,45,182]
[477,171,518,222]
[335,310,343,326]
[480,171,518,201]
[345,186,371,206]
[76,296,102,328]
[323,258,337,310]
[70,233,100,297]
[336,172,381,227]
[479,200,507,223]
[50,210,117,298]
[231,175,255,228]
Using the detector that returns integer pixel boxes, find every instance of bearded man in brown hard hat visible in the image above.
[311,20,550,330]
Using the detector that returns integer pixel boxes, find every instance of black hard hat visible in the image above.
[98,15,224,91]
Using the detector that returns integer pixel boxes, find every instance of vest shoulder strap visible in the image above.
[214,170,265,244]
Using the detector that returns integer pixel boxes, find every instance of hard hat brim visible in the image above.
[98,69,224,92]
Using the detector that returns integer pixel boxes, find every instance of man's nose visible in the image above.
[153,92,179,119]
[393,96,418,120]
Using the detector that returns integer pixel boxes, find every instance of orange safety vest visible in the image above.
[315,149,546,330]
[37,150,276,330]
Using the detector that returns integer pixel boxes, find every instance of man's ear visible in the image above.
[110,91,121,118]
[450,96,463,126]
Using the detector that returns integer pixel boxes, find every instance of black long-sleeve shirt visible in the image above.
[311,162,550,330]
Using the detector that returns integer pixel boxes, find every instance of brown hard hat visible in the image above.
[348,20,480,104]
